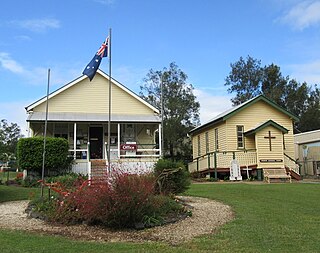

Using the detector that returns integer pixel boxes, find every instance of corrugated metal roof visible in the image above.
[27,112,161,123]
[189,97,255,134]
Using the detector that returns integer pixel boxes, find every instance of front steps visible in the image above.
[90,159,108,181]
[285,166,302,181]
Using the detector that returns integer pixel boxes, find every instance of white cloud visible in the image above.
[0,52,92,90]
[94,0,115,5]
[0,52,49,85]
[14,35,32,41]
[286,60,320,84]
[277,0,320,30]
[194,89,232,124]
[9,18,60,33]
[0,52,25,74]
[112,65,148,92]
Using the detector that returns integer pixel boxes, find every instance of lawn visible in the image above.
[0,182,319,252]
[0,185,39,203]
[0,170,17,184]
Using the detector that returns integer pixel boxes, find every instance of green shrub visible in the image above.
[154,159,191,195]
[21,175,41,187]
[17,137,71,176]
[46,173,88,189]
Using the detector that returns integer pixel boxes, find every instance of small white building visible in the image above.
[295,129,320,176]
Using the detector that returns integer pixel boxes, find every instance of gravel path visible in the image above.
[0,197,233,245]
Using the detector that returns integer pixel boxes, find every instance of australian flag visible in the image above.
[83,37,109,81]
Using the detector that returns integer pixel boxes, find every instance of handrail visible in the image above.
[284,153,301,174]
[193,149,257,161]
[284,153,298,163]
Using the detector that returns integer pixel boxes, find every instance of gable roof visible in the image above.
[25,69,159,114]
[190,95,299,135]
[244,120,289,136]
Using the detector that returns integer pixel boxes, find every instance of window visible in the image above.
[54,123,68,139]
[237,125,244,149]
[205,132,209,154]
[215,128,219,150]
[197,135,201,156]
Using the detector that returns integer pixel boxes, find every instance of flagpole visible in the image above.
[160,74,164,158]
[41,68,50,197]
[107,28,112,170]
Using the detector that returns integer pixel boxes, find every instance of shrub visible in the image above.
[17,137,71,176]
[106,173,157,228]
[44,172,156,228]
[154,159,191,195]
[22,175,41,187]
[46,173,88,190]
[37,170,184,229]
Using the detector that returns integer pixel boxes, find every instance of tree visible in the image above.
[261,63,288,107]
[140,62,200,160]
[224,56,319,132]
[0,119,22,156]
[283,79,309,119]
[299,86,320,132]
[225,56,263,105]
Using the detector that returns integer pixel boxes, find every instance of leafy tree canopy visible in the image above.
[140,62,200,160]
[0,119,22,157]
[224,56,319,133]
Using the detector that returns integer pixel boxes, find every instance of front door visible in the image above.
[89,127,103,159]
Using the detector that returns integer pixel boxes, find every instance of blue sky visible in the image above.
[1,0,320,134]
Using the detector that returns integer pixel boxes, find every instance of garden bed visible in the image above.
[0,196,233,245]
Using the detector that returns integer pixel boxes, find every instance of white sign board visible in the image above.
[230,159,242,181]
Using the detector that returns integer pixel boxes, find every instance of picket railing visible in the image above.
[188,149,257,173]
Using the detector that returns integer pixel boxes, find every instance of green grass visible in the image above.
[0,183,320,252]
[0,171,17,183]
[0,185,40,203]
[185,183,320,252]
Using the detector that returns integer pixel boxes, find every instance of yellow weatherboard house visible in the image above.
[188,95,301,182]
[25,69,162,178]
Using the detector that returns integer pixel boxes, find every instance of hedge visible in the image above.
[17,137,71,175]
[154,159,191,195]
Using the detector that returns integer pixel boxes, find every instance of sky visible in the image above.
[1,0,320,135]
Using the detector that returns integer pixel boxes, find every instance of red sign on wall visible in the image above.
[120,144,137,151]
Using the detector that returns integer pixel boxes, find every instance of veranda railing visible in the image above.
[189,149,257,177]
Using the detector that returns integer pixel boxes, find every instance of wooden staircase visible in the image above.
[285,166,302,181]
[90,159,108,181]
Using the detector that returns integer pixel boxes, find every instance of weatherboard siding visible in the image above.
[189,97,297,173]
[256,126,284,168]
[33,74,154,115]
[225,100,295,158]
[192,122,226,158]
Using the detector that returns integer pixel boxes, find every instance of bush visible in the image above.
[21,175,41,187]
[45,172,157,228]
[17,137,71,176]
[37,171,184,229]
[46,173,88,190]
[154,159,191,195]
